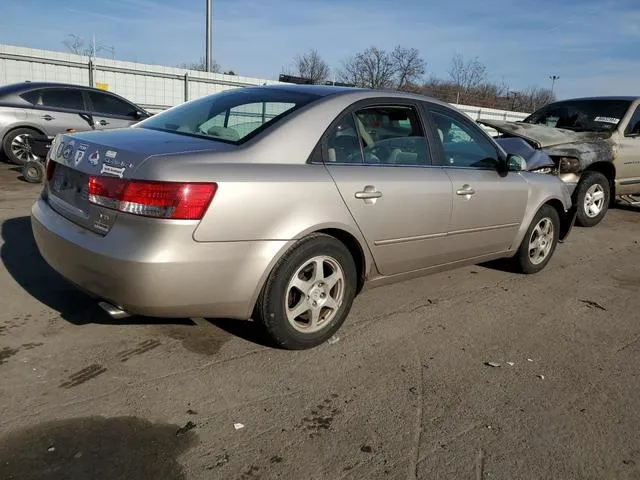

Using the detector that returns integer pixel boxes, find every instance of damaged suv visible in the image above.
[480,96,640,227]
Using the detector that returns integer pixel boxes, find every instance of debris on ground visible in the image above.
[506,362,515,366]
[484,361,501,367]
[580,299,607,311]
[186,409,197,415]
[327,335,340,345]
[527,358,534,362]
[234,422,245,430]
[47,446,55,453]
[214,453,229,467]
[360,445,373,453]
[175,421,196,436]
[537,375,545,380]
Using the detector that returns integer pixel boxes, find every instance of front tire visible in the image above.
[513,204,560,274]
[254,234,357,350]
[575,171,610,227]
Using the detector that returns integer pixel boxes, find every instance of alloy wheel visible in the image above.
[528,217,554,265]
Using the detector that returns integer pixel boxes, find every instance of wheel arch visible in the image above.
[543,198,574,241]
[583,161,616,196]
[2,125,48,156]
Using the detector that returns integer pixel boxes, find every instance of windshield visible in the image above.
[137,88,321,144]
[522,99,632,132]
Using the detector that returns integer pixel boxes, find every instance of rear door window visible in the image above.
[40,89,86,111]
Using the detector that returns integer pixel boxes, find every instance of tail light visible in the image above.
[88,177,217,220]
[45,158,56,182]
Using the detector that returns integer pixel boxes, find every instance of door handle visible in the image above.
[456,185,476,196]
[97,119,109,126]
[42,114,55,121]
[355,186,382,204]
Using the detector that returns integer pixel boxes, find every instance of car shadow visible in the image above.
[0,216,272,346]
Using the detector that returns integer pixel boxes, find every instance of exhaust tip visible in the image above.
[98,301,131,320]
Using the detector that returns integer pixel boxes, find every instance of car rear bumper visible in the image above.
[31,197,292,319]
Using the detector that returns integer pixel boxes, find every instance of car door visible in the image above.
[85,90,145,130]
[426,105,529,260]
[26,88,94,138]
[322,100,454,276]
[614,102,640,195]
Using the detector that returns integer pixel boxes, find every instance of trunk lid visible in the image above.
[44,127,234,235]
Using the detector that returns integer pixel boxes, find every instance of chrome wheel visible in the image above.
[528,217,554,265]
[10,134,39,163]
[285,255,345,333]
[583,183,605,218]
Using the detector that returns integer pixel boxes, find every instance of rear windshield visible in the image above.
[137,88,321,144]
[522,99,632,132]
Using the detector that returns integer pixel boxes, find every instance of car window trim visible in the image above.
[623,103,640,135]
[312,97,437,168]
[423,104,506,171]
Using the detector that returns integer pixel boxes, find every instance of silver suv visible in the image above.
[0,81,150,165]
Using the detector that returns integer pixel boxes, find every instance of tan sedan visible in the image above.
[31,85,576,349]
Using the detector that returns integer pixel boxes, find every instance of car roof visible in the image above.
[0,81,121,98]
[245,82,453,108]
[551,96,640,103]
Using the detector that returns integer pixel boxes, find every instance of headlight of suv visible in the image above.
[558,157,581,173]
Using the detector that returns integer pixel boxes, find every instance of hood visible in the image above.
[50,127,237,179]
[478,119,612,149]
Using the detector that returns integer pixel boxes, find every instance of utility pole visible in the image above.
[549,75,559,93]
[205,0,213,72]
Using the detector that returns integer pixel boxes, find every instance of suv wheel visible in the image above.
[574,171,610,227]
[2,128,42,166]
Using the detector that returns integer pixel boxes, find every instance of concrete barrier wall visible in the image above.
[0,43,530,130]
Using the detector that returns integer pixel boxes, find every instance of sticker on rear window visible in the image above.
[594,116,619,124]
[100,164,125,178]
[73,149,85,167]
[106,150,118,159]
[89,150,100,166]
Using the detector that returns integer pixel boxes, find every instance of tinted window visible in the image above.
[326,105,430,166]
[523,99,632,132]
[40,89,85,111]
[19,90,40,105]
[88,91,137,117]
[431,110,499,169]
[625,105,640,135]
[139,88,320,144]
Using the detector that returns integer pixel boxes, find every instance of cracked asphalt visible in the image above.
[1,163,639,479]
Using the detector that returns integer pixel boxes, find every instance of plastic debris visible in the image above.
[506,362,515,366]
[327,335,340,345]
[527,358,534,362]
[47,446,55,453]
[484,361,501,367]
[234,423,245,430]
[537,374,545,380]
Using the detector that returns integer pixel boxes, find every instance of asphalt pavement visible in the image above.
[1,163,639,480]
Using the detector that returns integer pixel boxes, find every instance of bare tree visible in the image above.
[338,45,426,89]
[448,54,488,103]
[515,86,556,112]
[391,45,426,90]
[288,49,330,84]
[179,56,221,73]
[339,46,395,88]
[62,34,92,56]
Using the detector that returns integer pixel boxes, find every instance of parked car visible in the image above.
[0,81,150,165]
[31,85,576,350]
[479,96,640,227]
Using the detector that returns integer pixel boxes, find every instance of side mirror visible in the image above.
[506,154,528,172]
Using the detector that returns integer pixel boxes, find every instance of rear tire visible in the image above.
[2,128,41,166]
[513,204,560,274]
[254,234,357,350]
[575,171,610,227]
[23,160,44,183]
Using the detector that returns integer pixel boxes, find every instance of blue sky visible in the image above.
[1,0,640,99]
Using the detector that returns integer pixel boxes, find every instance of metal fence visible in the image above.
[0,43,530,129]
